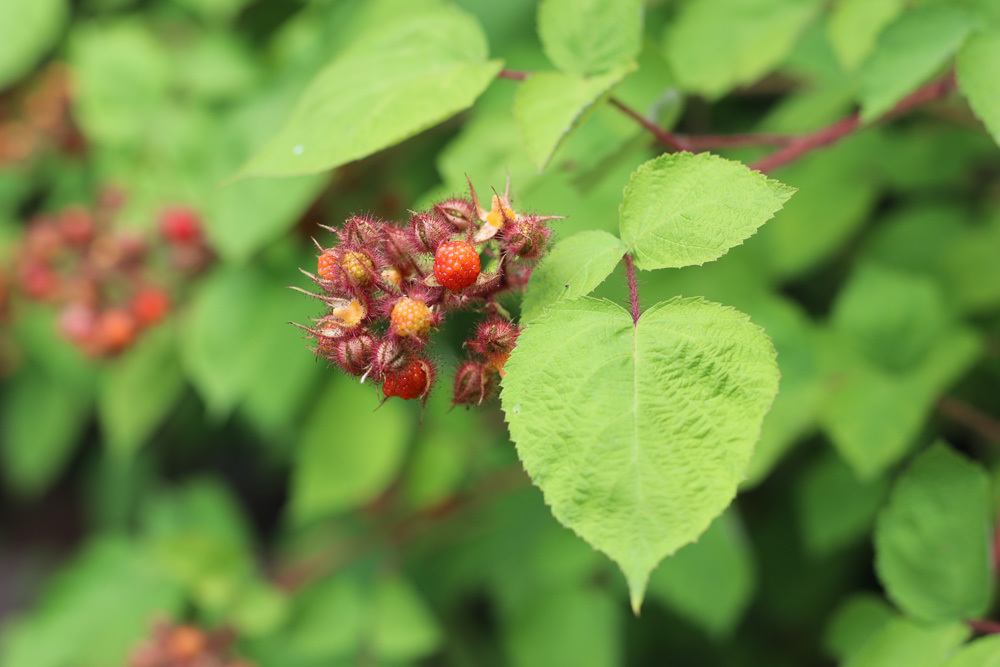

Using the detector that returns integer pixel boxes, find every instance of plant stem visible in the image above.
[937,396,1000,444]
[497,69,956,172]
[608,98,692,151]
[969,619,1000,635]
[624,253,640,325]
[751,73,955,172]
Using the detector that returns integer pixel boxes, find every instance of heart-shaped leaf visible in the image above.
[501,297,779,610]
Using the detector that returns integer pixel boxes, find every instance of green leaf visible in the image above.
[647,511,755,637]
[537,0,642,76]
[70,21,172,146]
[843,616,969,667]
[181,268,268,416]
[945,636,1000,667]
[859,6,976,121]
[875,444,993,623]
[0,0,67,89]
[141,478,258,614]
[291,378,411,523]
[514,65,634,169]
[98,325,184,458]
[662,0,817,99]
[240,2,501,178]
[824,594,895,661]
[0,538,182,667]
[280,574,367,661]
[747,131,883,280]
[521,230,627,322]
[619,152,795,270]
[821,265,981,477]
[795,453,888,555]
[827,0,906,70]
[501,297,779,610]
[503,587,621,667]
[1,369,90,497]
[957,29,1000,145]
[370,574,442,661]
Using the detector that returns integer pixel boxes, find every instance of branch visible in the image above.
[937,396,1000,444]
[751,73,956,173]
[497,68,957,173]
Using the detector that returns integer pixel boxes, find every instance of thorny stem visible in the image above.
[623,253,640,325]
[497,69,957,172]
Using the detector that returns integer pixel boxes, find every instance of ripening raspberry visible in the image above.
[317,250,338,281]
[390,296,432,338]
[341,250,375,284]
[96,309,137,354]
[159,206,202,244]
[433,240,480,291]
[382,358,432,400]
[130,287,171,327]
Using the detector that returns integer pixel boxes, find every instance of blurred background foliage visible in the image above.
[0,0,998,665]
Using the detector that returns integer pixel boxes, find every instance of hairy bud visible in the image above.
[453,360,497,406]
[433,197,477,230]
[410,211,453,252]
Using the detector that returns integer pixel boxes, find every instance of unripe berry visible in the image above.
[381,267,403,290]
[453,361,496,406]
[433,198,477,230]
[433,240,480,291]
[410,212,452,252]
[334,332,374,376]
[469,317,520,358]
[373,335,408,378]
[382,358,432,401]
[341,250,375,284]
[390,296,432,338]
[159,206,202,244]
[502,215,551,259]
[130,287,170,327]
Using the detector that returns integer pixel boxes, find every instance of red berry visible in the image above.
[131,287,171,327]
[382,358,431,400]
[159,206,202,244]
[58,206,94,246]
[96,309,137,354]
[433,240,480,291]
[317,250,338,281]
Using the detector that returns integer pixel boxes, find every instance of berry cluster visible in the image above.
[129,621,251,667]
[0,64,83,166]
[4,191,212,358]
[297,181,557,405]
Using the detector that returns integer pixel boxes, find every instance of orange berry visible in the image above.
[390,297,432,338]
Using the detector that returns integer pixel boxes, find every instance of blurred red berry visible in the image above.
[159,206,202,244]
[433,240,480,291]
[96,309,137,354]
[131,287,171,327]
[58,302,97,344]
[19,260,59,300]
[383,358,431,400]
[58,206,94,246]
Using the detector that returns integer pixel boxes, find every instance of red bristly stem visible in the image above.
[497,68,957,172]
[623,253,640,325]
[751,73,955,172]
[969,619,1000,635]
